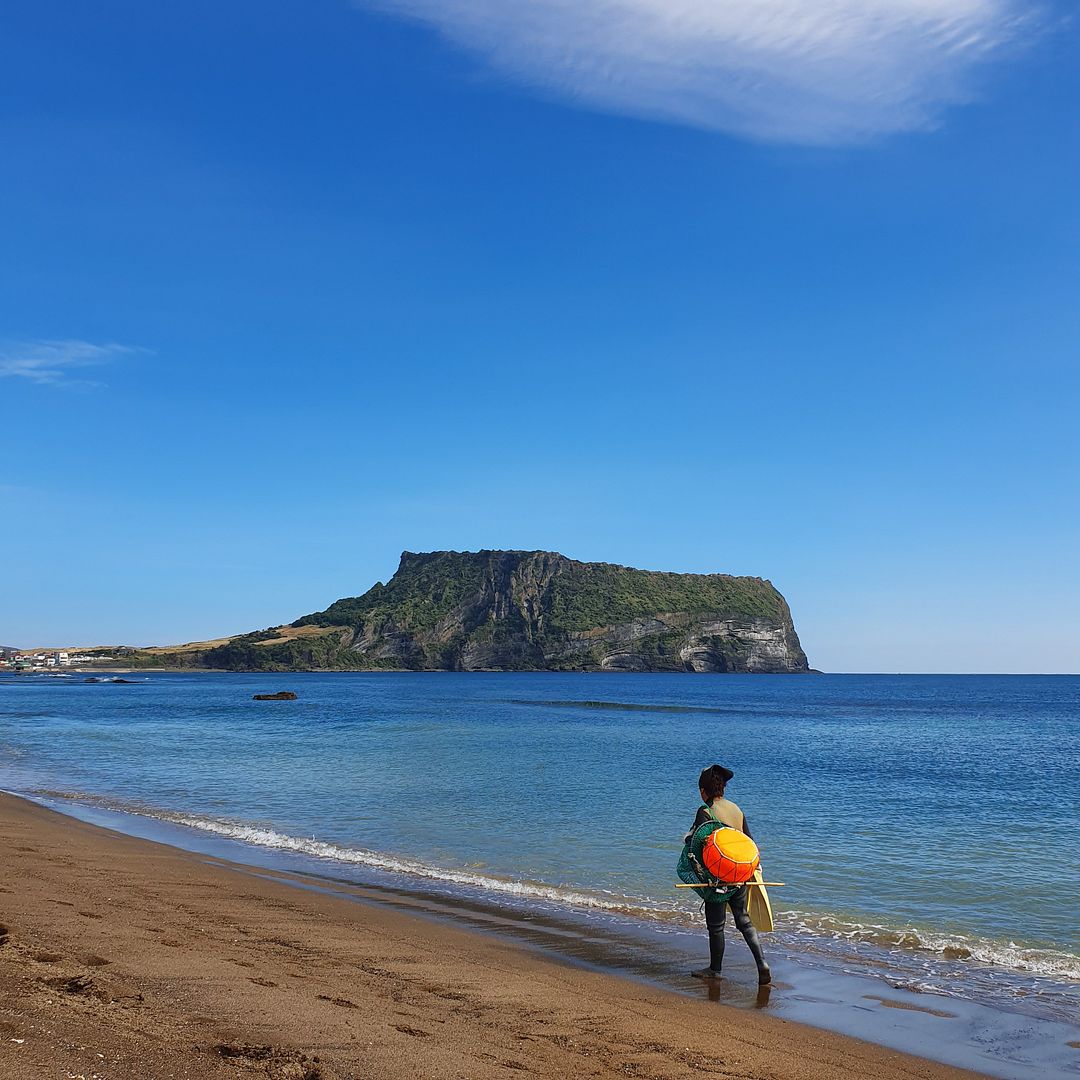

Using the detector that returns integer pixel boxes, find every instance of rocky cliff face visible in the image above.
[289,550,810,673]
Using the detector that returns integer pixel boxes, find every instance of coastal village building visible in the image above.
[1,650,108,670]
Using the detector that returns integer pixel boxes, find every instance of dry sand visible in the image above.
[0,793,987,1080]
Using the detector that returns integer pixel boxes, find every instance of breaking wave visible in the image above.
[781,909,1080,983]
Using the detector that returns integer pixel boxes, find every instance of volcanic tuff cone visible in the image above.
[143,550,810,672]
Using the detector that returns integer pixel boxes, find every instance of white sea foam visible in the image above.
[782,908,1080,982]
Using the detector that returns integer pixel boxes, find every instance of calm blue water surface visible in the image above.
[2,672,1078,1002]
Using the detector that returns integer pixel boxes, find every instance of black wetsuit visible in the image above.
[690,806,768,975]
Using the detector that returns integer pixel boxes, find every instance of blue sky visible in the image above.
[2,0,1077,672]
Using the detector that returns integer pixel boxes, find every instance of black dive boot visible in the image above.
[729,887,771,984]
[691,906,726,979]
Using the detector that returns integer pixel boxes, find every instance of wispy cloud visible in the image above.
[0,339,138,386]
[363,0,1037,143]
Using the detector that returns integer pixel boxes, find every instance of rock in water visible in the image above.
[253,691,298,700]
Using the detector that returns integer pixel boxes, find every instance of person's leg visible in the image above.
[707,899,728,971]
[692,900,727,978]
[728,887,771,984]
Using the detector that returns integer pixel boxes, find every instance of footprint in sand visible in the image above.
[77,953,111,967]
[40,974,95,996]
[316,994,358,1009]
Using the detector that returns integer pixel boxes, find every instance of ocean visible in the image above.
[2,671,1078,1078]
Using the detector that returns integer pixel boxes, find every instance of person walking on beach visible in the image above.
[685,764,771,985]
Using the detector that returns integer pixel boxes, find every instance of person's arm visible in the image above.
[683,806,711,842]
[741,813,753,840]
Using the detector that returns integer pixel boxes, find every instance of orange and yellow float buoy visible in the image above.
[700,828,760,884]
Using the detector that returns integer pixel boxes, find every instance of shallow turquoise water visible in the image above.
[2,671,1078,1020]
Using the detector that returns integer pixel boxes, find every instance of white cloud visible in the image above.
[363,0,1036,143]
[0,340,137,386]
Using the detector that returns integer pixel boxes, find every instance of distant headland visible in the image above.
[10,550,812,674]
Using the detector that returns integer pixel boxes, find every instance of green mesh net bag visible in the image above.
[676,818,740,904]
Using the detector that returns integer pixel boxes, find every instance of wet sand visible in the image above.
[0,792,987,1080]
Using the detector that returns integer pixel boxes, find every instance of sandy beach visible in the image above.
[0,792,989,1080]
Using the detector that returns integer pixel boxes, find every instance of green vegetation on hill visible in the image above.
[127,629,354,672]
[546,560,784,632]
[293,551,490,633]
[295,550,783,633]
